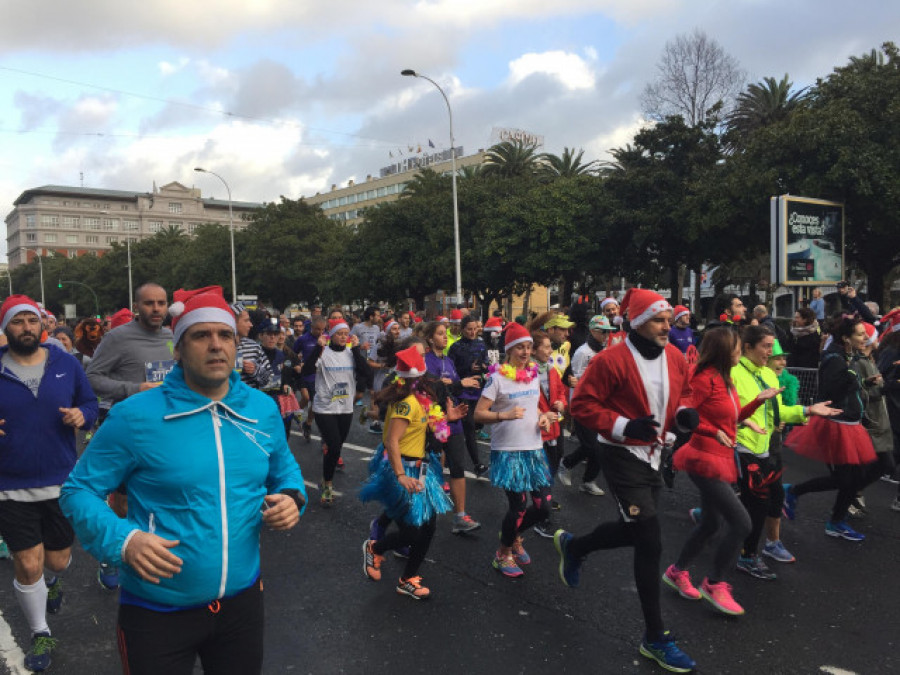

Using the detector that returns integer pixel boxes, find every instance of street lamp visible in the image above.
[194,167,237,304]
[401,69,463,308]
[23,247,45,307]
[127,238,133,311]
[59,279,100,318]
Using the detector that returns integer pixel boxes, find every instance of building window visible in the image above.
[85,235,99,244]
[188,223,197,234]
[66,234,78,244]
[103,219,118,230]
[169,221,183,230]
[85,217,101,230]
[123,220,139,231]
[106,236,117,244]
[41,215,59,227]
[42,199,60,206]
[25,214,36,228]
[44,233,57,243]
[169,202,183,214]
[121,204,129,211]
[68,251,78,259]
[63,216,80,229]
[148,221,162,233]
[26,232,37,242]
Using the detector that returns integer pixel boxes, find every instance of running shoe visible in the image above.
[579,481,605,496]
[553,530,581,588]
[97,563,120,590]
[511,536,531,565]
[556,463,573,487]
[699,578,744,616]
[881,474,900,485]
[891,497,900,512]
[825,521,865,541]
[369,517,386,542]
[688,508,702,525]
[363,540,383,581]
[762,540,796,563]
[736,554,776,581]
[782,484,797,520]
[492,551,524,578]
[302,422,311,442]
[336,457,345,471]
[320,484,334,506]
[662,564,700,600]
[451,513,481,534]
[368,421,383,435]
[0,537,10,560]
[396,576,430,600]
[393,546,411,559]
[24,632,56,673]
[533,520,556,539]
[45,578,63,614]
[474,463,489,478]
[551,500,561,511]
[639,631,696,673]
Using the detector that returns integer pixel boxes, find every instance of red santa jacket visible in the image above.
[673,368,763,483]
[537,365,568,442]
[571,338,692,464]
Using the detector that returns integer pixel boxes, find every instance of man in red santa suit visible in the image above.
[554,288,700,674]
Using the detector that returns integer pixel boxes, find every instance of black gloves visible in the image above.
[676,408,700,432]
[624,415,660,442]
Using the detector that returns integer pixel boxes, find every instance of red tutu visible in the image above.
[784,416,877,466]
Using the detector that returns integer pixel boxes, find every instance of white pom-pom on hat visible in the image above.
[169,301,185,318]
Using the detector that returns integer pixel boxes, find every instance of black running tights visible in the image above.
[372,516,436,579]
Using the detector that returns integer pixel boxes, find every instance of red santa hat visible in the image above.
[449,309,463,324]
[484,316,504,333]
[394,346,426,378]
[504,321,532,349]
[600,297,619,310]
[672,305,690,322]
[0,294,41,331]
[383,319,398,334]
[881,308,900,334]
[863,322,879,347]
[435,315,447,323]
[621,288,672,329]
[110,308,134,329]
[169,286,236,344]
[328,318,349,334]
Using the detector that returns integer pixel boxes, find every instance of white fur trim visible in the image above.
[600,298,619,309]
[611,416,629,442]
[330,321,349,333]
[168,301,185,318]
[673,309,690,322]
[504,335,532,350]
[629,300,672,328]
[395,369,424,378]
[0,302,41,331]
[173,307,237,344]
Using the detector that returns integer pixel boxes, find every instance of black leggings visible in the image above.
[737,451,782,556]
[543,441,563,480]
[500,487,551,547]
[561,421,602,483]
[791,463,869,523]
[443,433,467,479]
[676,474,751,583]
[315,413,353,481]
[460,402,481,468]
[117,581,263,675]
[568,514,664,640]
[372,516,436,579]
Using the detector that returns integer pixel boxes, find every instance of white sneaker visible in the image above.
[557,463,572,487]
[891,497,900,512]
[580,481,605,496]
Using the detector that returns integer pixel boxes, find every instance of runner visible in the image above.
[668,306,696,354]
[0,295,98,672]
[448,315,489,477]
[232,302,274,390]
[295,316,326,441]
[600,297,627,347]
[444,309,464,355]
[474,323,555,579]
[360,346,464,600]
[553,288,699,673]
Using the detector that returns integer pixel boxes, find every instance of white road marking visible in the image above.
[0,605,28,675]
[820,667,859,675]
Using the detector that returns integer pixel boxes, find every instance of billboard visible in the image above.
[770,195,844,286]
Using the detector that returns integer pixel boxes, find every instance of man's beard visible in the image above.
[7,332,40,355]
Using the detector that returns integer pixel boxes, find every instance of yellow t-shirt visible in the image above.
[383,394,429,459]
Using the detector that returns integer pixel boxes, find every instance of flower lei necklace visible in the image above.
[412,391,451,443]
[488,361,539,383]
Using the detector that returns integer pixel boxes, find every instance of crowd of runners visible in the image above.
[1,280,899,673]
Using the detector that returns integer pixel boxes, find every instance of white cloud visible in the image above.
[508,51,596,90]
[159,58,190,76]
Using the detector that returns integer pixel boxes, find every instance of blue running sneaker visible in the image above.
[45,578,63,614]
[639,631,696,673]
[97,563,120,590]
[553,530,582,588]
[782,484,797,520]
[688,508,701,525]
[24,632,56,673]
[0,537,11,560]
[825,521,865,541]
[762,539,796,563]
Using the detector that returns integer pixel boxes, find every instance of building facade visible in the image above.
[5,182,262,269]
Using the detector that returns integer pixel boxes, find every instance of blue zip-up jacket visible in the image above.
[447,337,487,401]
[60,365,305,607]
[0,344,98,491]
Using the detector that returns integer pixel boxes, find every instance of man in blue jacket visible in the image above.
[61,286,306,675]
[0,294,98,672]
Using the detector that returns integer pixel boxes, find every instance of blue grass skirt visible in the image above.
[360,446,452,526]
[490,449,551,492]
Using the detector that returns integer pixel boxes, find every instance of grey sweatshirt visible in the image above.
[86,320,175,403]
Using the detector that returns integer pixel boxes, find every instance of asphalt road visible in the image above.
[1,415,898,674]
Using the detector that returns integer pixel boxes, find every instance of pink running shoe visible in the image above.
[700,578,745,616]
[662,564,701,600]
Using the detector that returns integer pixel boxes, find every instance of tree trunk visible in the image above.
[693,267,702,315]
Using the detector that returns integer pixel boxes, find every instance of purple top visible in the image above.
[425,351,463,435]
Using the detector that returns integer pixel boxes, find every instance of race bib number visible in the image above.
[145,359,176,383]
[330,382,350,402]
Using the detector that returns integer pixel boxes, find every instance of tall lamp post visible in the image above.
[401,69,462,308]
[59,279,100,318]
[23,248,45,307]
[194,167,237,303]
[127,238,133,311]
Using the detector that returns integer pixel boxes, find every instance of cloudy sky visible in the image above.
[1,0,896,260]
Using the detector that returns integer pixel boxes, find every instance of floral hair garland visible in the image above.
[488,361,539,384]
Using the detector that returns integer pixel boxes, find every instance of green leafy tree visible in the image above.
[538,147,598,179]
[481,140,542,179]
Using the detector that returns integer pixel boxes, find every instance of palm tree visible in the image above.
[725,75,808,140]
[538,147,598,178]
[599,143,646,175]
[481,140,541,178]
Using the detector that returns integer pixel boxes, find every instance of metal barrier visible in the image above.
[787,367,818,406]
